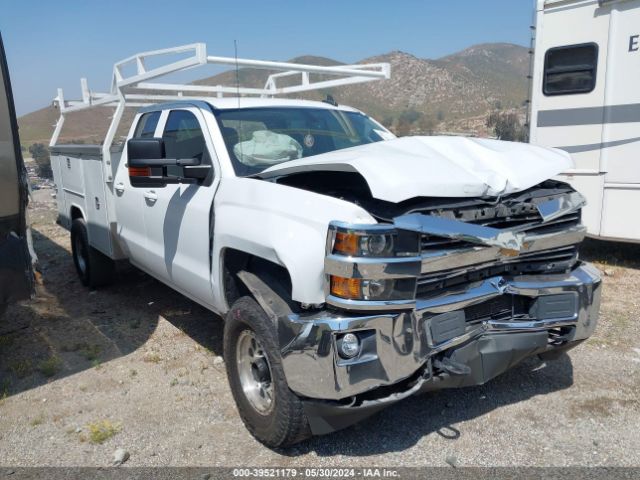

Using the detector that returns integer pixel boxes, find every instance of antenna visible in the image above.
[234,40,243,159]
[234,40,241,107]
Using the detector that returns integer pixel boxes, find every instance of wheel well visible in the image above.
[70,206,84,221]
[221,248,294,310]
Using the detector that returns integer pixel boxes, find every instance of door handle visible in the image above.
[115,182,125,193]
[144,190,158,202]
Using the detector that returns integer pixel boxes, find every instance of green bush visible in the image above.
[28,143,52,178]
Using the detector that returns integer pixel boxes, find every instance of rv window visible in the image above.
[544,44,598,95]
[133,111,161,138]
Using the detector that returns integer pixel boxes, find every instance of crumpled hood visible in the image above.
[256,136,574,203]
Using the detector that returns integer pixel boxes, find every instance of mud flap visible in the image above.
[0,232,33,307]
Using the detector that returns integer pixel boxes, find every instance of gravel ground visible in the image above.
[0,190,639,467]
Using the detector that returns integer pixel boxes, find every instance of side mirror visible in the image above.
[128,137,165,164]
[127,138,210,188]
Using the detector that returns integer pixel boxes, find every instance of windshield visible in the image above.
[214,107,392,176]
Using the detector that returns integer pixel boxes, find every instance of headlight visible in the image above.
[362,279,390,299]
[330,276,416,301]
[334,231,394,257]
[331,226,419,258]
[326,223,420,307]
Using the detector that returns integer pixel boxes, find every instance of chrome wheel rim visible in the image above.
[74,234,87,275]
[236,330,274,415]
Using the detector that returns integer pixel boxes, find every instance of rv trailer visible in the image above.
[530,0,640,243]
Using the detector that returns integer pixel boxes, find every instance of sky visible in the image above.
[1,0,535,116]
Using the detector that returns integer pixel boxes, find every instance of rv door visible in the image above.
[0,32,35,316]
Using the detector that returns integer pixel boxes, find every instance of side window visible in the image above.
[162,110,207,161]
[543,43,598,96]
[133,111,160,138]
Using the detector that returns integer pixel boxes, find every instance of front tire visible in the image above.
[70,218,115,288]
[224,296,311,447]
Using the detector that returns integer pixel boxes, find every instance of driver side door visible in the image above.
[141,107,218,306]
[113,110,161,267]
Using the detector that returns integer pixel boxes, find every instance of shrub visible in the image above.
[28,143,52,178]
[86,420,121,444]
[486,111,529,142]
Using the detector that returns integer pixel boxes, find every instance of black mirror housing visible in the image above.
[126,137,210,188]
[128,138,165,164]
[127,138,168,188]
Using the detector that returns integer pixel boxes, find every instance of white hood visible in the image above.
[256,136,574,203]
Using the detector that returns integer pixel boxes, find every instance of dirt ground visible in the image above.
[0,190,639,467]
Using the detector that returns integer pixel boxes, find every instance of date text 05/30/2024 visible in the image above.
[232,468,400,478]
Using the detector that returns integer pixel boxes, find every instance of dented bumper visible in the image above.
[279,263,601,409]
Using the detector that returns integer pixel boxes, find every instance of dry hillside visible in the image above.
[17,43,529,146]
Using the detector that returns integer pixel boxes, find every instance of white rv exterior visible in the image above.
[530,0,640,243]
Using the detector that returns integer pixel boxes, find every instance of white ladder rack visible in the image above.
[50,43,391,177]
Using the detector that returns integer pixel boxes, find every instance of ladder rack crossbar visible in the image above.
[49,42,390,183]
[53,42,390,114]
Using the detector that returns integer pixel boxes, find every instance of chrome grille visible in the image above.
[420,209,581,251]
[411,188,585,298]
[417,245,579,297]
[525,212,581,234]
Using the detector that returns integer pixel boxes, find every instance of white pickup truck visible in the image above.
[50,44,601,447]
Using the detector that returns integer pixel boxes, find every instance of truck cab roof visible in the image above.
[138,97,361,114]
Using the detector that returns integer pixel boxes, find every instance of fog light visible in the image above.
[337,333,361,359]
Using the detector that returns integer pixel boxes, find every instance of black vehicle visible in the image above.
[0,32,34,316]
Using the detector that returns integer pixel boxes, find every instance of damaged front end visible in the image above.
[277,183,601,435]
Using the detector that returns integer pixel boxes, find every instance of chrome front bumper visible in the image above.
[279,262,601,401]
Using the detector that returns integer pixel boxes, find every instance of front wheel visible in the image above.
[224,296,310,447]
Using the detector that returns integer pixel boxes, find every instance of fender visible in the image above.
[212,177,376,311]
[236,270,292,325]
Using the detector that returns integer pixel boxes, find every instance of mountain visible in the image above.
[17,43,529,146]
[337,45,529,123]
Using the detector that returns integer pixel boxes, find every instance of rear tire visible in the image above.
[70,218,115,288]
[224,296,311,447]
